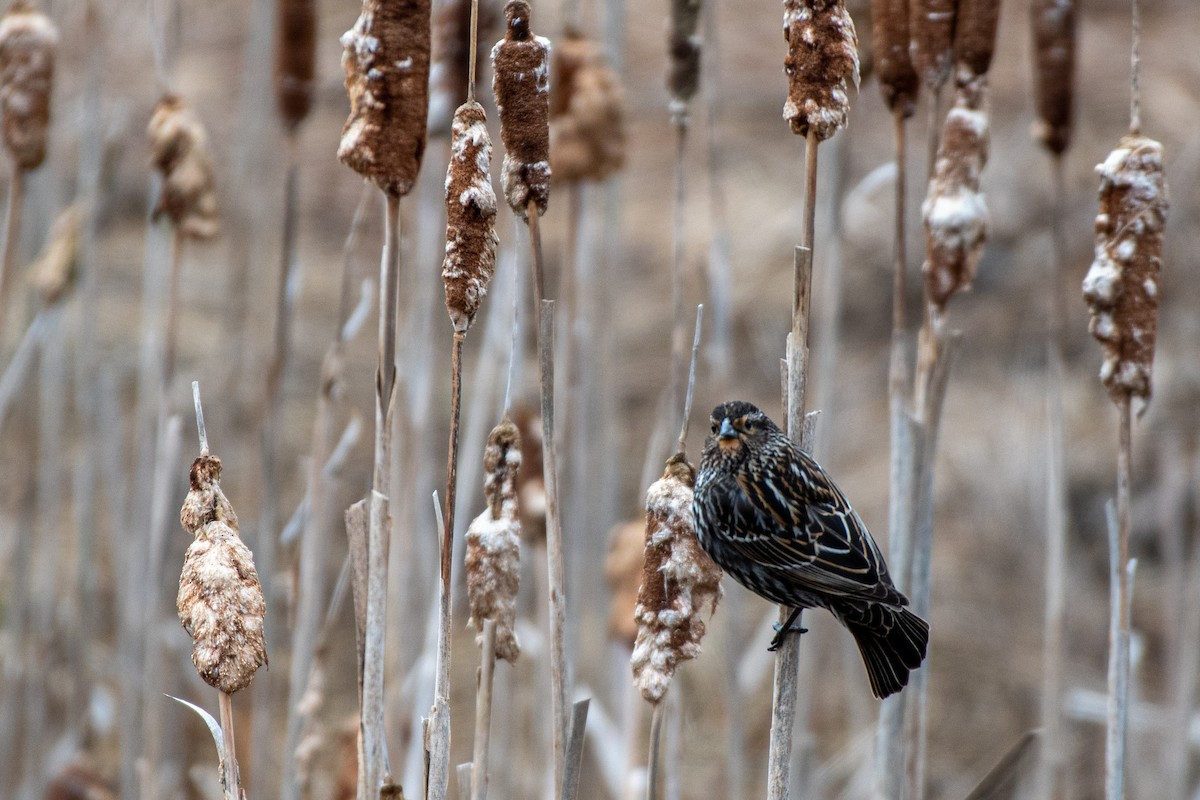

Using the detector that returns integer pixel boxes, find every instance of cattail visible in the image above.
[338,0,431,198]
[429,0,500,133]
[27,202,78,306]
[510,405,545,544]
[0,0,56,171]
[442,102,499,333]
[952,0,999,91]
[1031,0,1074,155]
[274,0,316,131]
[871,0,918,117]
[465,419,522,662]
[781,0,859,142]
[1082,135,1168,405]
[909,0,956,90]
[549,32,625,183]
[666,0,703,121]
[630,454,723,704]
[148,95,220,239]
[604,519,645,647]
[177,453,267,694]
[491,0,551,218]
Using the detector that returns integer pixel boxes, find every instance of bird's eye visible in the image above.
[741,417,756,431]
[710,419,718,433]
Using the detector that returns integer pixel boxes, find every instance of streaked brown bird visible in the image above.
[694,400,928,698]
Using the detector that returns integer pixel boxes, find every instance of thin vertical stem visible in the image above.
[0,164,24,338]
[669,122,689,439]
[925,87,942,180]
[1106,397,1133,800]
[163,229,184,395]
[526,199,546,322]
[468,0,480,103]
[1129,0,1141,134]
[676,304,703,453]
[647,702,666,800]
[891,110,908,340]
[192,381,208,455]
[470,620,497,800]
[218,691,240,800]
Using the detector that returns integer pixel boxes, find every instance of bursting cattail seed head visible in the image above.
[274,0,316,131]
[549,33,626,183]
[666,0,703,122]
[1083,135,1168,406]
[148,95,220,239]
[1030,0,1074,155]
[338,0,431,198]
[909,0,956,90]
[177,453,266,694]
[631,454,723,704]
[465,419,522,662]
[0,0,57,171]
[782,0,860,142]
[442,101,499,333]
[491,0,551,218]
[871,0,918,117]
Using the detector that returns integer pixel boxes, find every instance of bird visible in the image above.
[693,400,928,698]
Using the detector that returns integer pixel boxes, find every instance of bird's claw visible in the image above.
[767,615,808,651]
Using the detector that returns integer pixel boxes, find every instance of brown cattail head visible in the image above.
[782,0,859,142]
[1083,135,1168,406]
[0,0,56,171]
[465,419,522,661]
[921,83,988,310]
[1030,0,1074,155]
[28,202,79,306]
[871,0,918,117]
[491,0,551,218]
[274,0,316,131]
[338,0,431,198]
[442,101,499,333]
[549,33,626,183]
[429,0,500,133]
[666,0,703,123]
[952,0,999,89]
[630,454,723,704]
[604,520,645,647]
[148,94,220,239]
[909,0,957,90]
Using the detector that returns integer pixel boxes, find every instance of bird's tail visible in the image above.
[838,603,929,699]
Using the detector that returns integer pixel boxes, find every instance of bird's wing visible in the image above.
[726,449,902,603]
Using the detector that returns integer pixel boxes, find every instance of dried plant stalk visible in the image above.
[148,94,220,239]
[666,0,703,120]
[1031,0,1074,155]
[177,454,267,694]
[442,101,499,334]
[338,0,431,197]
[0,0,57,170]
[549,33,625,183]
[1082,135,1167,405]
[781,0,859,142]
[465,418,522,662]
[870,0,917,117]
[274,0,316,130]
[630,454,722,704]
[491,0,550,218]
[909,0,956,89]
[952,0,999,89]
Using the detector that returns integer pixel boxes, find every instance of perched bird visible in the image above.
[694,400,928,698]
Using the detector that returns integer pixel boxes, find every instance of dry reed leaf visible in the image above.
[870,0,918,117]
[442,101,498,333]
[630,454,723,704]
[148,95,219,239]
[274,0,316,130]
[338,0,431,198]
[429,0,500,133]
[550,32,625,182]
[491,0,551,218]
[604,519,645,647]
[465,419,522,661]
[0,0,56,171]
[782,0,859,141]
[27,202,79,306]
[666,0,703,120]
[1082,135,1168,406]
[1030,0,1074,155]
[909,0,956,89]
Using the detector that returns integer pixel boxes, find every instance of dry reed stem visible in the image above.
[666,0,703,124]
[469,620,497,800]
[1031,0,1074,154]
[492,1,550,218]
[871,0,917,118]
[561,698,590,800]
[148,95,219,239]
[274,0,315,130]
[782,0,859,141]
[549,33,625,183]
[443,101,499,333]
[647,701,665,800]
[338,0,431,197]
[218,691,240,800]
[1105,484,1135,800]
[0,163,22,336]
[0,0,56,170]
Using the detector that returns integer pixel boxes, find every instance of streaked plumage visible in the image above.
[694,400,928,698]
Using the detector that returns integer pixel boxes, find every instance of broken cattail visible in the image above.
[920,94,988,310]
[909,0,956,90]
[871,0,918,117]
[604,519,645,647]
[27,202,79,306]
[666,0,703,122]
[0,0,57,171]
[781,0,859,142]
[491,0,551,218]
[1031,0,1075,155]
[177,453,267,694]
[338,0,431,198]
[429,0,500,133]
[952,0,1000,93]
[549,32,626,183]
[630,454,723,704]
[442,101,499,333]
[1082,135,1168,405]
[274,0,316,131]
[148,95,220,239]
[464,418,522,662]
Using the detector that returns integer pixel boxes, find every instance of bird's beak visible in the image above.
[718,417,738,441]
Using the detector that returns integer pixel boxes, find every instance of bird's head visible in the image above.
[701,401,781,468]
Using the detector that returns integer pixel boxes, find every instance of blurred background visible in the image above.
[0,0,1197,798]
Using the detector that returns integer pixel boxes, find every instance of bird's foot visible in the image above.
[767,609,808,651]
